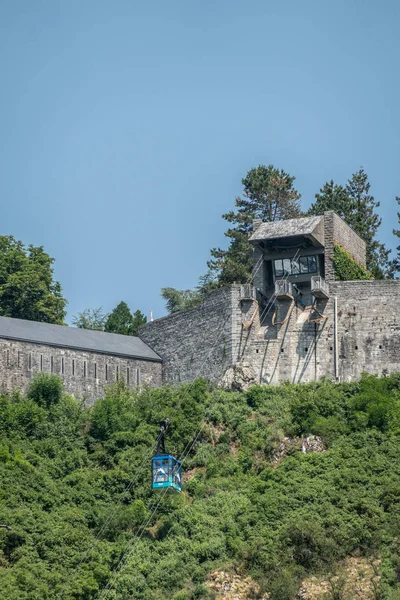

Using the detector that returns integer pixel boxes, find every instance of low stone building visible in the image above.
[0,316,162,399]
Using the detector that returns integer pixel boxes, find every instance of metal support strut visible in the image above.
[156,418,170,455]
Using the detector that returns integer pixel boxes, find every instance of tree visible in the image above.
[0,236,67,324]
[393,196,400,276]
[131,309,147,336]
[72,307,108,331]
[309,169,392,278]
[104,301,147,336]
[207,165,302,285]
[161,287,202,314]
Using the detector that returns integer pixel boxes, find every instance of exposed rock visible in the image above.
[273,435,326,465]
[298,557,380,599]
[207,569,269,600]
[220,362,257,392]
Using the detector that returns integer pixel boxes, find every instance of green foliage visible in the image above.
[26,373,63,409]
[0,235,67,324]
[72,307,108,331]
[1,374,400,598]
[207,164,302,286]
[161,287,203,314]
[308,169,392,278]
[333,243,373,281]
[393,196,400,276]
[73,302,147,335]
[104,301,147,336]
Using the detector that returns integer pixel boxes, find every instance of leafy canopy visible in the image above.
[1,373,400,599]
[72,302,147,336]
[0,236,67,324]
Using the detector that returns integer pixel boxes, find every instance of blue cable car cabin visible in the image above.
[152,454,182,493]
[152,419,182,493]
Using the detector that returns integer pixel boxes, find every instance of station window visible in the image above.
[274,255,318,277]
[72,359,75,376]
[83,361,87,377]
[40,354,43,371]
[94,362,97,379]
[61,357,65,375]
[28,353,32,370]
[127,367,130,385]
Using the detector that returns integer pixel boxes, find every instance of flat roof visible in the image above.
[249,215,323,242]
[0,316,162,362]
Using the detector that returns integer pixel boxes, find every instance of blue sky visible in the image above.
[1,1,399,322]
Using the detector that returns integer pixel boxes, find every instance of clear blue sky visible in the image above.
[1,1,399,322]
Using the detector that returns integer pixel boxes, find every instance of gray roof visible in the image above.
[249,215,323,242]
[0,316,162,362]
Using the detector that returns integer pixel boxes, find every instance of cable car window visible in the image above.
[153,458,170,483]
[274,259,283,277]
[308,256,317,273]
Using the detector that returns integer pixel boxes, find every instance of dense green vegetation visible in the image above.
[1,374,400,599]
[0,236,67,324]
[333,243,373,281]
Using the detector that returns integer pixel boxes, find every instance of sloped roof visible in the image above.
[0,316,162,362]
[249,215,324,242]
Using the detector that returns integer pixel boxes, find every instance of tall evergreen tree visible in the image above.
[207,165,302,285]
[104,301,146,336]
[309,169,391,278]
[131,309,147,336]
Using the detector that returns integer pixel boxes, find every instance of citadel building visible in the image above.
[0,211,399,399]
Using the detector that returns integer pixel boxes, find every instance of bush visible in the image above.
[27,373,63,409]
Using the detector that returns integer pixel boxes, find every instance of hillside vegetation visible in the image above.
[1,374,400,599]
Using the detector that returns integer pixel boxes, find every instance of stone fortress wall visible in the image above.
[0,338,162,399]
[140,280,400,387]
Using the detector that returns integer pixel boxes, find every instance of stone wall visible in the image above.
[139,286,236,384]
[238,280,400,385]
[324,211,367,281]
[140,280,400,388]
[0,338,162,402]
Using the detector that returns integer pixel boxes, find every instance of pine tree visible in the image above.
[131,309,147,336]
[104,301,146,336]
[207,165,302,285]
[308,169,391,278]
[308,180,350,220]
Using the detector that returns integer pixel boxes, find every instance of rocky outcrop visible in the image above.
[207,569,269,600]
[220,362,257,392]
[273,435,326,465]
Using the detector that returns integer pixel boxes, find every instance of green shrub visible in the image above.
[333,243,373,280]
[26,373,63,409]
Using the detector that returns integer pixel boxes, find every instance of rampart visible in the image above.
[140,280,400,386]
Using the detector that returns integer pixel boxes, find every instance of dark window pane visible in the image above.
[283,259,291,275]
[291,259,300,274]
[308,256,317,273]
[274,259,283,277]
[300,256,309,273]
